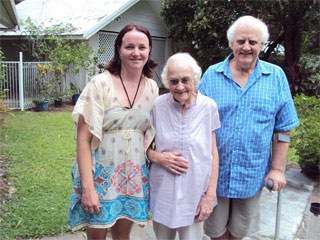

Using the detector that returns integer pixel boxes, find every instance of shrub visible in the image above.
[0,47,12,125]
[298,54,320,97]
[292,94,320,179]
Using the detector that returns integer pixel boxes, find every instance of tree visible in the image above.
[21,17,102,101]
[22,17,99,76]
[161,0,319,95]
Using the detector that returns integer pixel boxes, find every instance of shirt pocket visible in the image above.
[249,95,278,124]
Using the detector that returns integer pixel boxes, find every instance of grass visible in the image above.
[0,111,75,239]
[0,110,300,239]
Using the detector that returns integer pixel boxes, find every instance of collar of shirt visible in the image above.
[167,91,201,109]
[215,53,272,82]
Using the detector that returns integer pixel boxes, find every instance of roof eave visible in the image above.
[0,0,19,30]
[83,0,139,40]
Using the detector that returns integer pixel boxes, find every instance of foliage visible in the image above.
[296,54,320,97]
[0,47,12,125]
[161,0,319,96]
[0,111,75,239]
[70,82,81,95]
[33,63,64,102]
[22,17,102,95]
[0,47,5,83]
[291,95,320,178]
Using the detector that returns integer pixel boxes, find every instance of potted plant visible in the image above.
[53,94,63,107]
[33,63,54,111]
[33,98,50,111]
[69,82,81,105]
[51,65,65,107]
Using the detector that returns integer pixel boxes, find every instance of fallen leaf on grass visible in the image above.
[15,220,21,228]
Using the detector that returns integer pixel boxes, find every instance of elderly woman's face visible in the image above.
[231,24,264,70]
[167,60,195,105]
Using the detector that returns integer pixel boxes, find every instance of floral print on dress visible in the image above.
[111,160,142,195]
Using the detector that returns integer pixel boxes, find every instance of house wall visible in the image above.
[0,38,33,61]
[102,1,168,38]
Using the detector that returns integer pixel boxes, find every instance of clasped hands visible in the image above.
[159,151,189,175]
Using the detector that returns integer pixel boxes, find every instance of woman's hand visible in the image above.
[81,188,101,214]
[194,195,215,223]
[77,115,101,214]
[147,148,189,175]
[159,152,189,175]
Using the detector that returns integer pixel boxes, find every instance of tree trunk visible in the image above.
[283,0,311,94]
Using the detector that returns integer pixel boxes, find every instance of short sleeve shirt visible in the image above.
[199,54,299,198]
[149,93,220,228]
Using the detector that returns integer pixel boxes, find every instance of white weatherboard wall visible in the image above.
[103,1,167,38]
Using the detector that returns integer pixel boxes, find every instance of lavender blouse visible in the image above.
[149,92,220,228]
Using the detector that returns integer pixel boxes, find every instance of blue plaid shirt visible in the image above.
[199,54,299,198]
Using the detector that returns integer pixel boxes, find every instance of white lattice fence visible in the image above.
[151,38,166,87]
[98,32,117,67]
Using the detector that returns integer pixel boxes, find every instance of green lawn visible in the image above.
[0,110,299,239]
[0,111,75,239]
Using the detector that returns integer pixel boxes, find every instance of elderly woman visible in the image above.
[147,53,220,239]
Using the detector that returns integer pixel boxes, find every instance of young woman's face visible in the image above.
[119,30,151,72]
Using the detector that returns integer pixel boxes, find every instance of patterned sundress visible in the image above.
[68,71,158,230]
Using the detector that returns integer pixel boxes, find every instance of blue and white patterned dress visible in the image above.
[68,71,158,230]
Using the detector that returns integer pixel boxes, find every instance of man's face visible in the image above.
[230,24,264,70]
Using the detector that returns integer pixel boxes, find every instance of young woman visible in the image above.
[68,24,158,240]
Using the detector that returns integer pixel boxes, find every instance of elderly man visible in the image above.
[199,16,299,240]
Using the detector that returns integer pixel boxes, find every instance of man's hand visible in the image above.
[265,169,286,191]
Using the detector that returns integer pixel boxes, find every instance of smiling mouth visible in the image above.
[240,52,252,55]
[175,91,187,94]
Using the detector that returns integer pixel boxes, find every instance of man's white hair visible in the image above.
[161,52,202,89]
[227,15,270,47]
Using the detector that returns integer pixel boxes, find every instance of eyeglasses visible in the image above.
[169,78,191,85]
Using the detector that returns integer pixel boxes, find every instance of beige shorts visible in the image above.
[204,190,262,239]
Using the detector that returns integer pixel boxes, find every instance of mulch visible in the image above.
[28,101,75,113]
[48,102,75,112]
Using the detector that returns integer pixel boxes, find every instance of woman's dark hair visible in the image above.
[105,23,158,78]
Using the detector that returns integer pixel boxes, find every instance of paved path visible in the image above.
[35,167,319,240]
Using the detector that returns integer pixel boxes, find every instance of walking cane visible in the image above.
[267,132,290,240]
[267,179,281,240]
